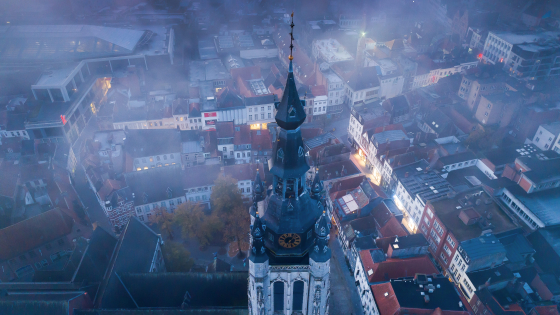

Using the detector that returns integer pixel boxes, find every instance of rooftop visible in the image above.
[0,25,150,62]
[370,130,409,146]
[490,30,560,45]
[314,39,354,63]
[361,254,438,283]
[540,121,560,136]
[506,185,560,226]
[429,188,517,242]
[182,164,223,189]
[371,276,468,315]
[124,165,184,205]
[123,129,181,158]
[393,160,453,203]
[223,163,264,182]
[459,233,506,263]
[516,156,560,184]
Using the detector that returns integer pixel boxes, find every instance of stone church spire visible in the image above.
[248,12,330,315]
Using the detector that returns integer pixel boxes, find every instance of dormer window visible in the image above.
[277,148,284,161]
[288,106,296,117]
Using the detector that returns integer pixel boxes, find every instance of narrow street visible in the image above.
[329,231,364,315]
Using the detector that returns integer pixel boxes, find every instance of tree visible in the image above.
[149,207,175,240]
[162,241,194,272]
[174,202,223,247]
[222,205,251,257]
[210,175,244,216]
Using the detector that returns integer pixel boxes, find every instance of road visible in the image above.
[329,231,364,315]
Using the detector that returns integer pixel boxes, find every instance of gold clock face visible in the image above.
[278,233,301,248]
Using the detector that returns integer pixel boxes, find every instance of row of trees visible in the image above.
[150,175,252,270]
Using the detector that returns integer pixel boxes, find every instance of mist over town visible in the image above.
[0,0,559,314]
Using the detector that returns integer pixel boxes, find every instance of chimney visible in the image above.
[424,295,430,303]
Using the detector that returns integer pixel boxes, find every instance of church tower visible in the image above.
[248,13,331,315]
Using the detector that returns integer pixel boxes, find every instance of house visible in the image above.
[419,188,518,300]
[216,121,235,163]
[0,208,86,282]
[475,92,522,127]
[349,235,377,273]
[182,164,223,209]
[245,95,276,130]
[533,122,560,152]
[233,125,252,164]
[437,151,478,173]
[392,160,454,233]
[125,165,186,222]
[124,128,182,172]
[382,95,410,124]
[419,109,458,138]
[348,102,391,154]
[223,163,264,198]
[371,274,470,315]
[251,129,272,163]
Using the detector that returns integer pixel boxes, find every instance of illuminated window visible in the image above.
[144,167,148,170]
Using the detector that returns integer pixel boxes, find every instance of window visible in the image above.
[447,235,456,248]
[261,107,264,112]
[268,113,271,118]
[249,115,252,120]
[293,281,304,311]
[274,282,284,311]
[237,153,240,158]
[440,252,448,264]
[433,220,444,236]
[261,114,264,119]
[443,244,452,256]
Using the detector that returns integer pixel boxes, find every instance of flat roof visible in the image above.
[314,39,354,63]
[430,188,517,242]
[506,185,560,227]
[0,25,150,62]
[34,63,81,87]
[490,30,560,45]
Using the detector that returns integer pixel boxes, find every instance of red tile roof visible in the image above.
[0,208,74,260]
[234,125,251,145]
[311,85,327,97]
[360,254,438,283]
[372,282,401,315]
[97,179,125,202]
[216,121,234,138]
[251,129,272,150]
[379,216,408,238]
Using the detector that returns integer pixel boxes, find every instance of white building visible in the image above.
[482,31,560,66]
[533,122,560,152]
[318,65,345,114]
[312,39,354,64]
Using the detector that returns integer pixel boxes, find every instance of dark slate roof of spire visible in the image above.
[314,212,330,238]
[311,170,324,197]
[275,60,306,130]
[269,128,310,179]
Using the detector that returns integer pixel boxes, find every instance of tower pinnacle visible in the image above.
[289,12,295,61]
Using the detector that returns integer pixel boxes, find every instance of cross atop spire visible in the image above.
[289,12,295,62]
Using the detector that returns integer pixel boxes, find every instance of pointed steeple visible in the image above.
[253,169,264,201]
[310,169,324,199]
[275,12,306,130]
[310,211,331,262]
[250,212,268,262]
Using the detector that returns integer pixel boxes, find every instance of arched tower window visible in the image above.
[292,280,304,311]
[273,281,284,311]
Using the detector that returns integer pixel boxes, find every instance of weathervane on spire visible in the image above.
[289,12,295,61]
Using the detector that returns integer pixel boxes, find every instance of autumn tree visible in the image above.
[174,201,223,247]
[162,241,194,272]
[211,175,250,256]
[211,175,244,216]
[149,207,175,240]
